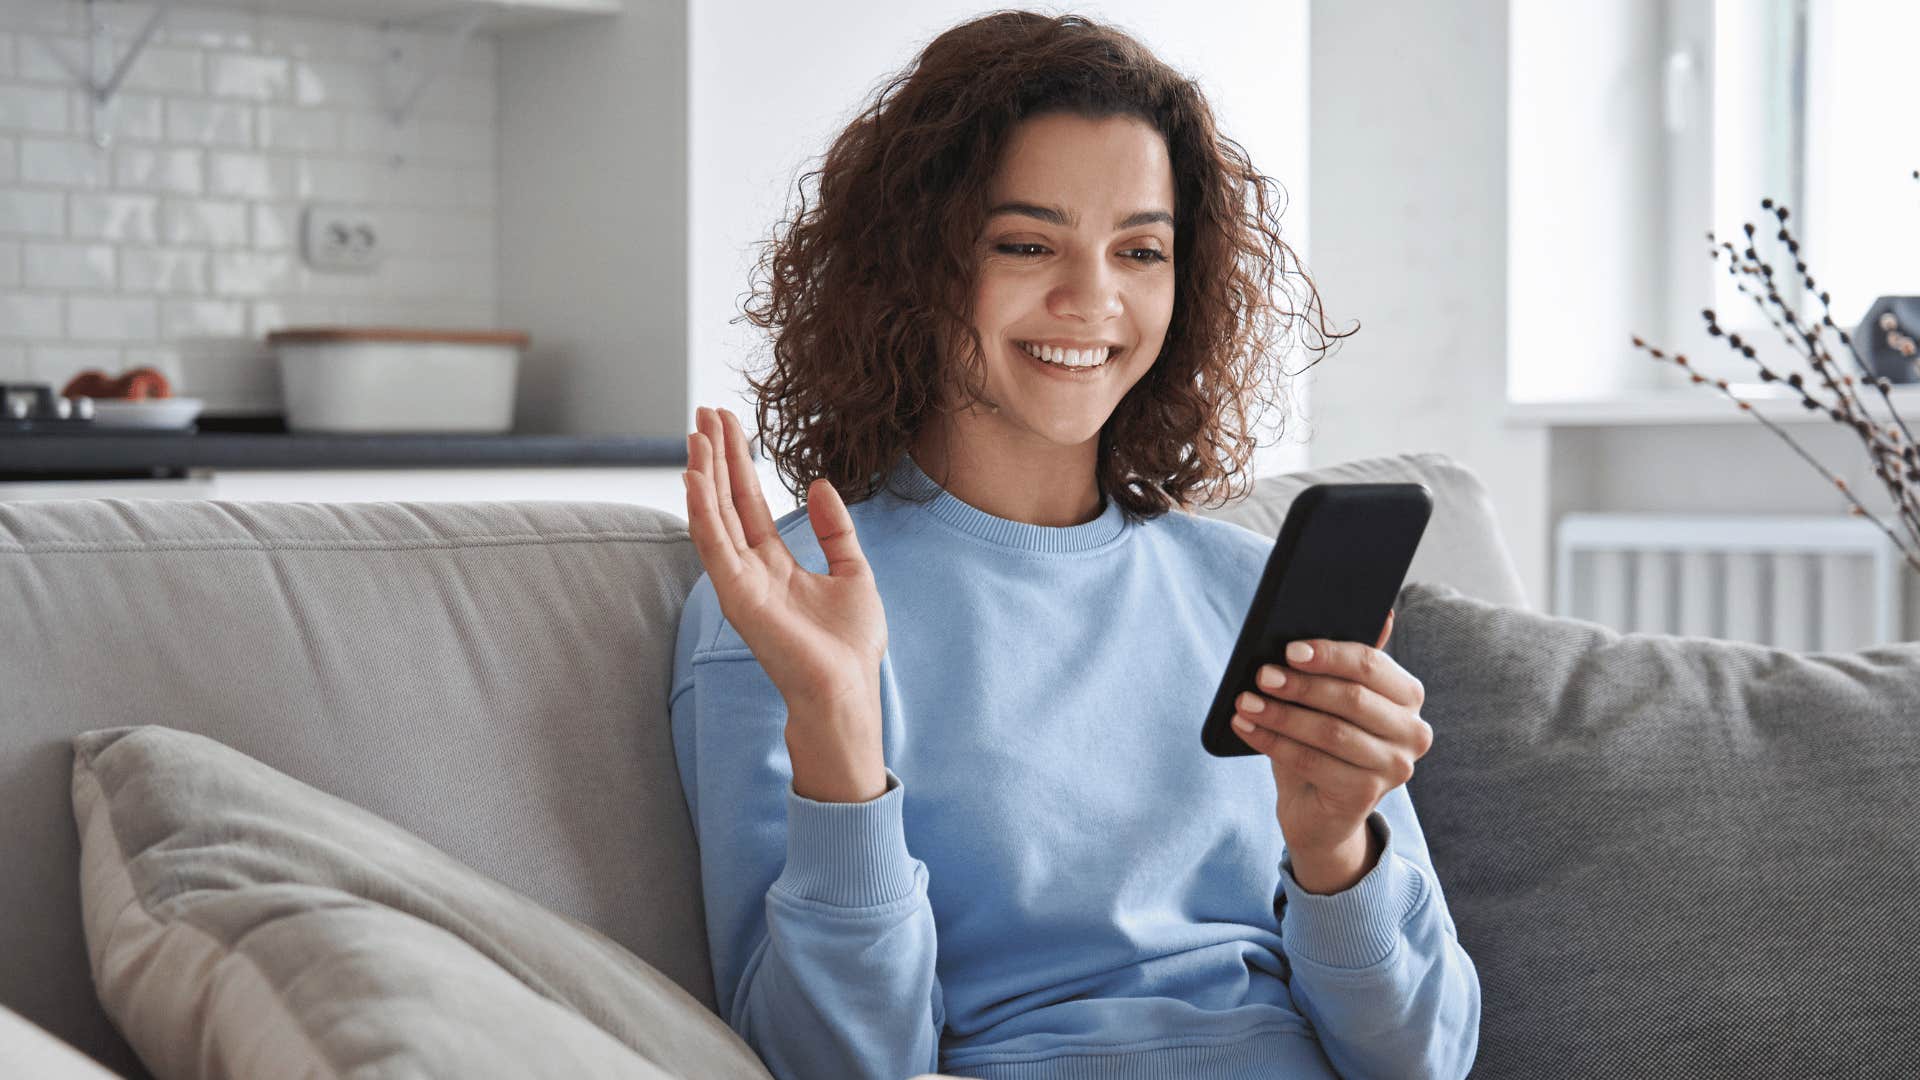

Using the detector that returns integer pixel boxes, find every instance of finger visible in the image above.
[806,477,872,580]
[684,430,745,583]
[1232,711,1377,788]
[719,407,781,548]
[697,407,749,552]
[1375,608,1394,651]
[1249,665,1405,743]
[1236,692,1400,775]
[1285,636,1422,709]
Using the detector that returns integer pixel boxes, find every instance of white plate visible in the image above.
[84,398,205,429]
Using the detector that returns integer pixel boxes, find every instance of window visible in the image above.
[1667,0,1919,385]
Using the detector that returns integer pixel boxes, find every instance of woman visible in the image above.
[672,11,1479,1079]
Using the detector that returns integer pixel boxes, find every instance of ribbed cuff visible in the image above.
[1278,810,1428,969]
[775,768,919,908]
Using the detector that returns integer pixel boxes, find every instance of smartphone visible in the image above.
[1201,482,1434,758]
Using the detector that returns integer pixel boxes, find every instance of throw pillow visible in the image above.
[0,1003,120,1080]
[1387,581,1920,1078]
[72,725,773,1080]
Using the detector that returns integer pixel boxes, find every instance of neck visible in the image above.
[911,417,1106,528]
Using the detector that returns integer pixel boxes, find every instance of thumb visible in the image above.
[806,478,869,578]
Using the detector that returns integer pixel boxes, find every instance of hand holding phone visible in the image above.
[1203,483,1438,887]
[1201,483,1433,759]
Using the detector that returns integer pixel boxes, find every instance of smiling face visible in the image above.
[945,110,1178,455]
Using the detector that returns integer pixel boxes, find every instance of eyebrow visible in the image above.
[987,201,1174,230]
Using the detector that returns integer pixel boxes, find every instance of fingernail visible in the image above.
[1258,665,1286,691]
[1231,717,1255,733]
[1286,641,1313,663]
[1237,692,1264,714]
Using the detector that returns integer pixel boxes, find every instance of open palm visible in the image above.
[683,407,887,713]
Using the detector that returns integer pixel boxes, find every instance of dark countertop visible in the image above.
[0,415,691,481]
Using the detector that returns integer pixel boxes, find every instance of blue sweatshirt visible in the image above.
[669,453,1480,1080]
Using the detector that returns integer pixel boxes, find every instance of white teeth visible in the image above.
[1020,341,1112,368]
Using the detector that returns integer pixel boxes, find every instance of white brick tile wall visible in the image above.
[208,55,290,101]
[71,193,158,243]
[0,2,498,413]
[21,138,110,187]
[30,343,116,381]
[164,99,254,146]
[4,293,62,337]
[68,295,158,340]
[0,85,67,132]
[159,197,246,247]
[78,94,165,142]
[251,202,296,248]
[122,248,207,293]
[0,189,63,235]
[112,146,203,192]
[22,240,113,289]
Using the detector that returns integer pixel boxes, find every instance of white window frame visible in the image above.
[1659,0,1813,389]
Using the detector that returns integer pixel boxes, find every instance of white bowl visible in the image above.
[85,398,205,429]
[273,337,520,433]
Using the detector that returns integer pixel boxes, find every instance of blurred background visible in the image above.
[1,0,1914,645]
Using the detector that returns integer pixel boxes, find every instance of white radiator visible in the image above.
[1553,514,1904,651]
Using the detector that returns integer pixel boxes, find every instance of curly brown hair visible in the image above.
[737,9,1353,523]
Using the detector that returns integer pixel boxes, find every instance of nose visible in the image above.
[1046,250,1124,324]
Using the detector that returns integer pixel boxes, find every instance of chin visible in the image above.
[1014,415,1111,448]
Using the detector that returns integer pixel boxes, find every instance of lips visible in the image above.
[1017,340,1119,369]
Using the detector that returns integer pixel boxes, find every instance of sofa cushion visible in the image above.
[73,725,774,1080]
[1193,450,1531,609]
[1386,581,1920,1077]
[0,498,707,1077]
[0,1004,119,1080]
[0,454,1518,1071]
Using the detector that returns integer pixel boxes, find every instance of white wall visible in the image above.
[687,0,1309,513]
[0,1,501,415]
[1507,0,1671,402]
[1307,0,1549,606]
[498,0,686,437]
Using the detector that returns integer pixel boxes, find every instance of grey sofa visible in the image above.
[4,450,1915,1080]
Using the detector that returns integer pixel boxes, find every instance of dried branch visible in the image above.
[1629,172,1920,576]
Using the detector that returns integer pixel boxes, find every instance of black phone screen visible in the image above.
[1201,482,1434,758]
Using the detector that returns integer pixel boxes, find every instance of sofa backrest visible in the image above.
[0,451,1521,1075]
[1198,450,1530,610]
[1,499,712,1079]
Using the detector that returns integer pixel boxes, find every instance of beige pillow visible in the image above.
[0,1003,120,1080]
[72,725,773,1080]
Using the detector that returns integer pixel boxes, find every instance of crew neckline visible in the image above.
[883,452,1130,553]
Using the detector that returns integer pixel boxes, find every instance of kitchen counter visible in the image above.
[0,415,691,481]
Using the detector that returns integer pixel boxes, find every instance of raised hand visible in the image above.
[683,405,890,732]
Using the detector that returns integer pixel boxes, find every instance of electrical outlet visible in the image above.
[301,203,385,273]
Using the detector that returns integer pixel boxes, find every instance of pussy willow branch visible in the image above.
[1632,341,1920,575]
[1628,175,1920,576]
[1703,217,1920,541]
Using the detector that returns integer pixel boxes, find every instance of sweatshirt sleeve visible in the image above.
[1274,784,1481,1080]
[668,582,944,1080]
